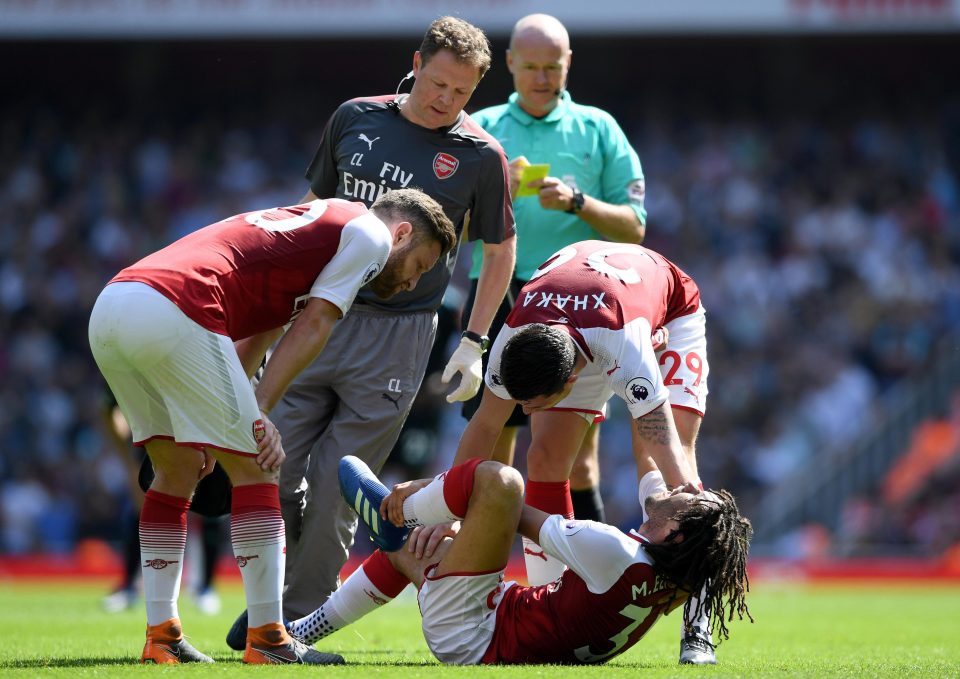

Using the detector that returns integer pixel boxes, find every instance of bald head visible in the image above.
[507,14,572,117]
[509,13,570,53]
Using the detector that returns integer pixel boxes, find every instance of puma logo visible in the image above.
[683,386,700,404]
[358,133,380,150]
[606,360,621,376]
[381,392,401,410]
[523,547,548,562]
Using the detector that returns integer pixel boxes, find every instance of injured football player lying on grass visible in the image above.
[280,455,752,665]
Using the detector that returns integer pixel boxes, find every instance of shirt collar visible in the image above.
[506,90,570,125]
[392,93,465,134]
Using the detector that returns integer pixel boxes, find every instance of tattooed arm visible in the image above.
[632,402,697,488]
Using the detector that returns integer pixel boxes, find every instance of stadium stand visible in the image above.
[0,36,958,562]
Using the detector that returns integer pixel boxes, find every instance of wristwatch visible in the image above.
[462,330,491,353]
[566,188,585,214]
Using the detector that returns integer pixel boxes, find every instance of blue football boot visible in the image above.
[338,455,409,552]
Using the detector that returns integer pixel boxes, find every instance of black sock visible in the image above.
[120,509,140,590]
[570,486,605,523]
[199,516,225,591]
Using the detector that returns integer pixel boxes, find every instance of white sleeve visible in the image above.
[593,320,669,419]
[309,212,391,316]
[637,470,667,524]
[484,323,521,400]
[538,514,652,594]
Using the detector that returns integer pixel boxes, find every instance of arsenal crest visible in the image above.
[433,152,459,179]
[252,419,266,444]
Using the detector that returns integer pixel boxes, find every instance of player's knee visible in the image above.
[569,456,600,487]
[476,461,523,503]
[147,447,204,488]
[525,443,571,482]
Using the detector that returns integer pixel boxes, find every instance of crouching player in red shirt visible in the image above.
[88,188,455,665]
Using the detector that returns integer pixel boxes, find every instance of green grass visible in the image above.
[0,579,958,677]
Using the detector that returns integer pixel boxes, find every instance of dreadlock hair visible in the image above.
[642,488,753,642]
[500,323,576,402]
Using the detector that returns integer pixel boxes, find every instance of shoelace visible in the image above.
[683,633,715,652]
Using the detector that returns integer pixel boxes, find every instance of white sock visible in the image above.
[231,488,286,629]
[401,474,460,528]
[683,584,712,640]
[288,564,396,644]
[522,536,567,586]
[638,470,667,524]
[140,491,188,626]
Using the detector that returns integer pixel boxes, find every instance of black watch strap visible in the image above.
[566,188,585,214]
[462,330,490,352]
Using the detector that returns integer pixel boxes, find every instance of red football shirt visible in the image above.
[482,516,684,664]
[111,199,391,340]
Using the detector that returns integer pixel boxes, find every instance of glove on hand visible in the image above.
[441,336,484,403]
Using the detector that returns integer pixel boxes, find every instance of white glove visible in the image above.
[441,336,484,403]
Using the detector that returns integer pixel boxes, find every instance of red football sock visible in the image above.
[362,549,410,597]
[525,479,574,519]
[441,457,484,518]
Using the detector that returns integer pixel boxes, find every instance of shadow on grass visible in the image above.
[0,657,135,668]
[0,651,439,669]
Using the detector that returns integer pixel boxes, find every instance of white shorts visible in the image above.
[417,565,515,665]
[555,305,709,422]
[88,281,261,456]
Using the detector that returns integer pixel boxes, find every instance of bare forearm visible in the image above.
[466,238,516,335]
[453,416,501,466]
[255,300,338,414]
[235,329,284,379]
[453,387,516,465]
[578,199,645,243]
[634,403,695,487]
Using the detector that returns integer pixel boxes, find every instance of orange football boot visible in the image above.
[141,617,214,664]
[244,622,344,665]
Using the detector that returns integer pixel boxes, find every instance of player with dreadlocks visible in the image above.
[279,455,752,665]
[643,487,753,642]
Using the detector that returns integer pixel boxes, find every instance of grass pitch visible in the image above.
[0,579,957,677]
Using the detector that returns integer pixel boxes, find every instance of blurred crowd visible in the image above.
[1,94,958,558]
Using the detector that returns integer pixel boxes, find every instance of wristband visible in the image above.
[461,330,490,353]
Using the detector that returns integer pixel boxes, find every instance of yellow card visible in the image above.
[515,163,550,197]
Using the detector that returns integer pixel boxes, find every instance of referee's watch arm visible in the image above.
[575,196,645,244]
[539,177,645,243]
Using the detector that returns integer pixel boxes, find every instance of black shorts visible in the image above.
[461,277,528,428]
[138,455,232,518]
